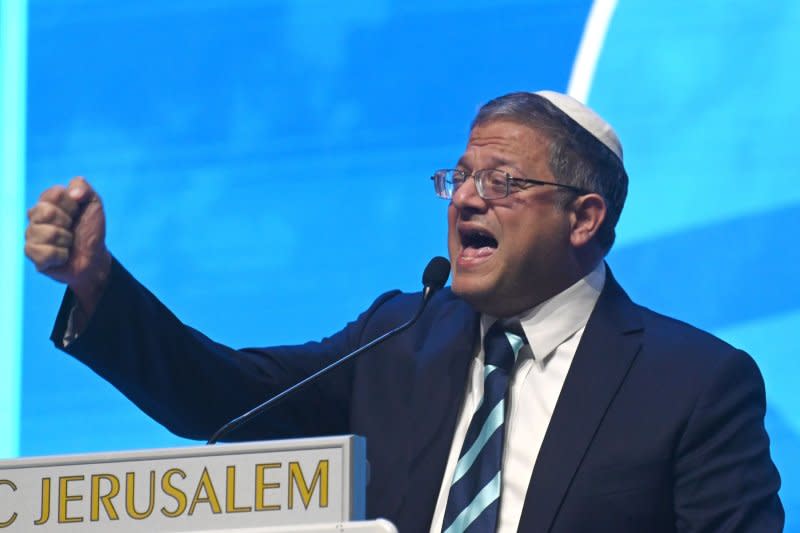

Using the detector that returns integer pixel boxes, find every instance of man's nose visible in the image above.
[451,176,487,211]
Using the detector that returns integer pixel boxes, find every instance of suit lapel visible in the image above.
[409,297,478,463]
[519,270,644,531]
[396,296,478,517]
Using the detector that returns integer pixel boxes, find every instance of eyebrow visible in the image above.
[455,157,470,170]
[492,158,524,175]
[455,156,525,176]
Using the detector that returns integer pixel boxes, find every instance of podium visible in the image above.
[0,435,397,532]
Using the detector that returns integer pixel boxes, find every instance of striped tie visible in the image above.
[442,320,526,533]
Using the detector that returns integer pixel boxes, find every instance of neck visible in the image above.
[491,257,603,318]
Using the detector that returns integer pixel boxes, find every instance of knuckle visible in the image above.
[27,204,44,223]
[37,224,55,241]
[28,203,45,220]
[31,226,48,245]
[46,224,62,241]
[29,244,67,272]
[42,203,70,226]
[25,243,46,268]
[29,223,63,245]
[26,224,44,244]
[40,185,65,202]
[38,203,56,222]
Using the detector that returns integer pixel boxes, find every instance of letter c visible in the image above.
[0,479,18,528]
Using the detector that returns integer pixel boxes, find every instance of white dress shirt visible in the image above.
[429,263,606,533]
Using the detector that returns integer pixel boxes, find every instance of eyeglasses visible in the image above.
[431,168,591,200]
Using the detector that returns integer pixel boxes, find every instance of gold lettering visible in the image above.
[188,468,222,515]
[90,474,120,521]
[0,480,17,528]
[288,460,329,510]
[125,471,155,520]
[57,475,84,524]
[225,465,251,513]
[254,463,281,511]
[160,469,187,518]
[33,477,51,525]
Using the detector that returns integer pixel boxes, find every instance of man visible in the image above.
[25,91,783,532]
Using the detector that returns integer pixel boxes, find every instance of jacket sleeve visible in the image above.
[51,257,400,442]
[673,348,784,532]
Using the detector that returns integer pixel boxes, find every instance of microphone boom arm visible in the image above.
[207,288,433,444]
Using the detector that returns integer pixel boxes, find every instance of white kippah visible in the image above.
[534,90,623,161]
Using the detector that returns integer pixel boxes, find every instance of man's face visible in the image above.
[447,119,575,316]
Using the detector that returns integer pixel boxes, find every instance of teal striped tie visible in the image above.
[442,320,526,533]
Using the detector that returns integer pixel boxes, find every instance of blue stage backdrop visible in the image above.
[13,0,798,528]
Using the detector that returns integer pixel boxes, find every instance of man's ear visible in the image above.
[569,193,606,247]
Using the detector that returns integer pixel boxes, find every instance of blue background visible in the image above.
[17,0,798,528]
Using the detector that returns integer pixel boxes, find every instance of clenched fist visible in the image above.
[25,176,112,316]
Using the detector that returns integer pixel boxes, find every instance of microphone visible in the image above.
[206,256,451,445]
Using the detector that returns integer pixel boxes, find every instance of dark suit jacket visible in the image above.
[53,259,784,532]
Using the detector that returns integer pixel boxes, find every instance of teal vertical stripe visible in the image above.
[0,0,27,458]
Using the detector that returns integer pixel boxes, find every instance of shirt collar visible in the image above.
[481,262,606,364]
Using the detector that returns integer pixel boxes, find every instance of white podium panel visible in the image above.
[0,436,368,532]
[198,519,398,532]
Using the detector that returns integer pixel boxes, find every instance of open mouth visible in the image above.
[459,227,498,262]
